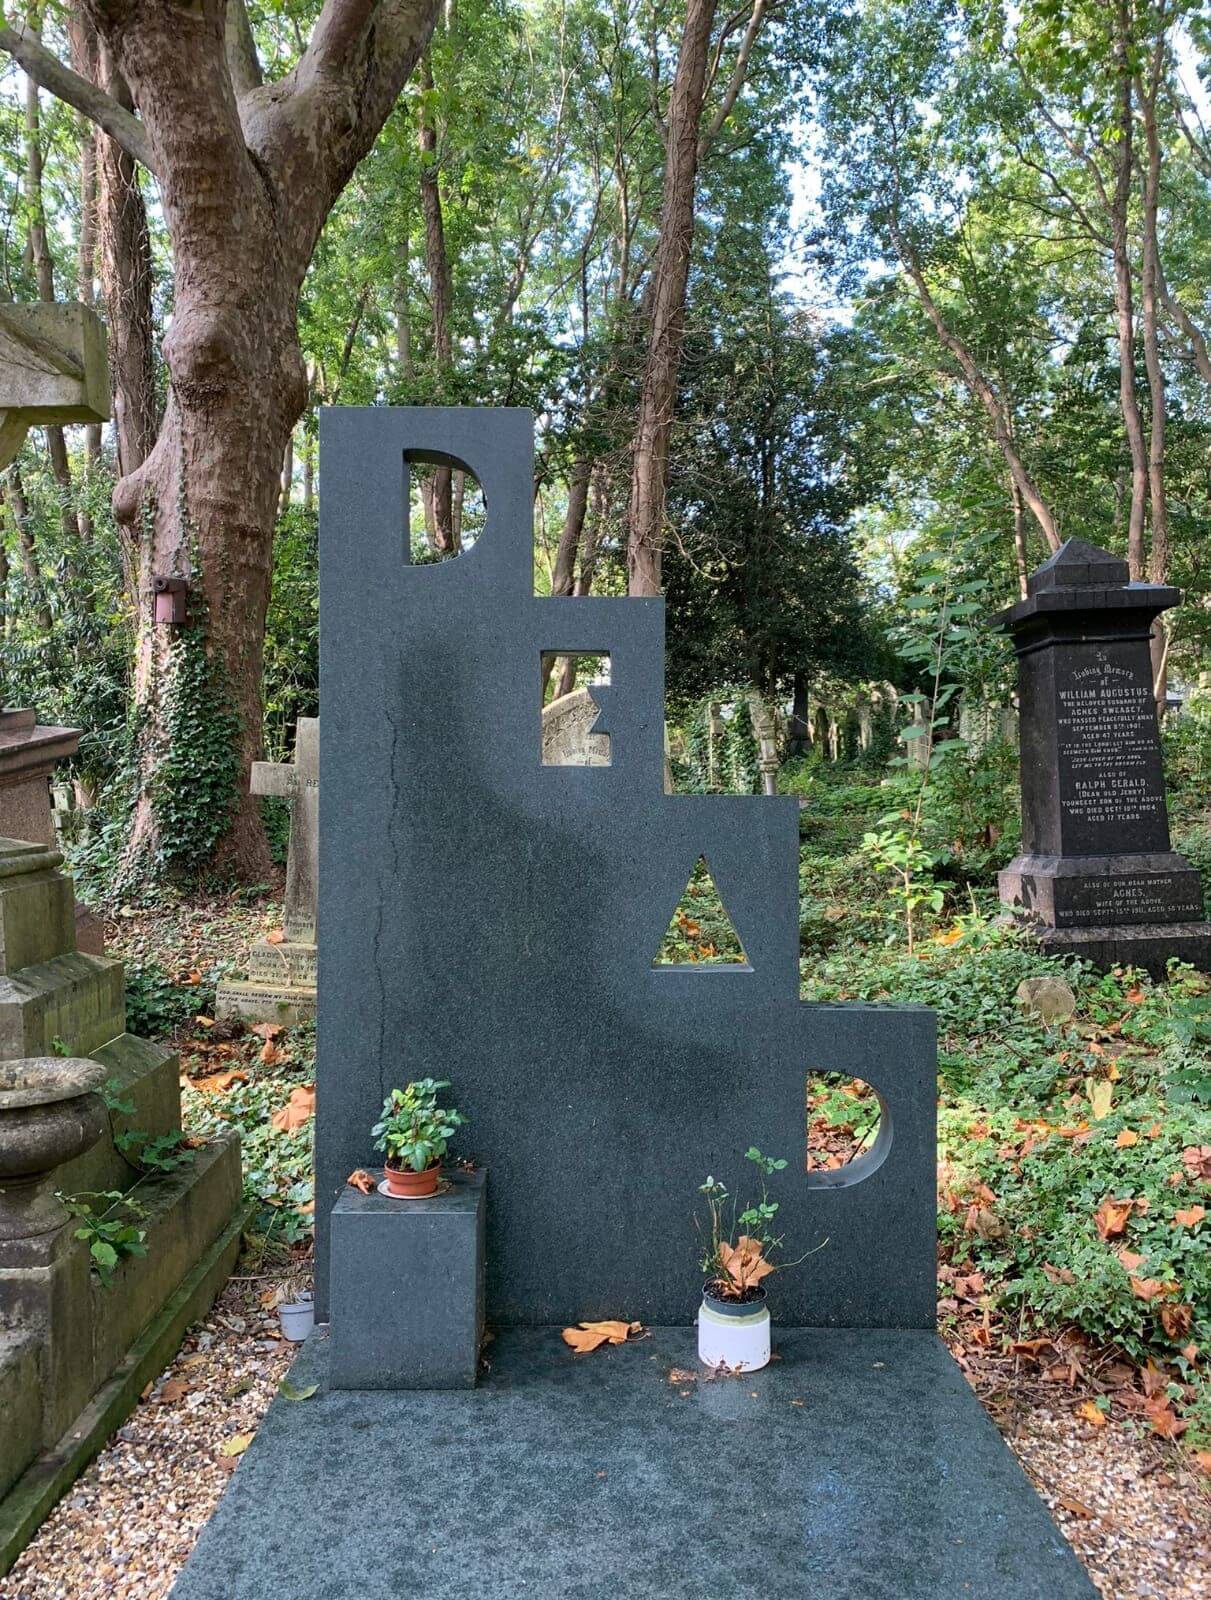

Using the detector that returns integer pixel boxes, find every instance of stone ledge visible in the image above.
[0,1201,248,1579]
[0,951,125,1058]
[91,1134,243,1381]
[1037,921,1211,978]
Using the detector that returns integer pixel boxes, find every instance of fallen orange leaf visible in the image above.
[1193,1450,1211,1475]
[1174,1206,1206,1227]
[346,1169,375,1194]
[1115,1129,1139,1149]
[1130,1276,1165,1302]
[1160,1303,1193,1340]
[271,1084,315,1133]
[266,930,286,946]
[186,1069,248,1093]
[1074,1400,1106,1427]
[561,1319,641,1353]
[1118,1249,1146,1273]
[1143,1396,1187,1440]
[260,1040,285,1067]
[1095,1197,1133,1239]
[251,1023,284,1041]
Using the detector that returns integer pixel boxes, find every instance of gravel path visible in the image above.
[2,1282,1207,1600]
[0,1282,293,1600]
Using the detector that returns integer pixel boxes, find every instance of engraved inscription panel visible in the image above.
[1054,655,1168,854]
[1055,872,1204,928]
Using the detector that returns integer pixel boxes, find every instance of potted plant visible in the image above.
[273,1273,314,1342]
[696,1147,809,1373]
[372,1078,466,1199]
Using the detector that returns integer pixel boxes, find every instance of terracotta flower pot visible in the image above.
[383,1162,440,1199]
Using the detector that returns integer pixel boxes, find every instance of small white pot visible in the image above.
[697,1285,771,1372]
[278,1293,314,1343]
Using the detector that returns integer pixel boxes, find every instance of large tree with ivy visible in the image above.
[1,0,440,877]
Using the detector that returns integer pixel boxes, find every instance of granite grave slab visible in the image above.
[169,1326,1097,1600]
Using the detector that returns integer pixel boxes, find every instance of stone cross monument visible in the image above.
[216,718,318,1022]
[994,538,1210,975]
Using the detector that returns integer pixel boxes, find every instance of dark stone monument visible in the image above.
[994,539,1211,976]
[169,410,1097,1600]
[315,406,936,1330]
[329,1170,484,1390]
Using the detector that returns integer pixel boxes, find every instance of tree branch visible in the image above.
[302,0,384,77]
[699,0,767,161]
[225,0,263,98]
[1158,266,1211,385]
[0,20,156,174]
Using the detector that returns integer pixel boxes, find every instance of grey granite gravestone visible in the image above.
[215,718,318,1022]
[994,539,1210,976]
[316,407,936,1329]
[167,406,1097,1600]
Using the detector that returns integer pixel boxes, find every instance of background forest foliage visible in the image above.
[1,0,1207,880]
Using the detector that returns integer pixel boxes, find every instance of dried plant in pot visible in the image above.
[372,1079,466,1199]
[271,1272,314,1343]
[697,1147,820,1373]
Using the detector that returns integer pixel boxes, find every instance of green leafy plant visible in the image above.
[114,1129,197,1173]
[63,1191,148,1287]
[861,825,948,953]
[372,1079,466,1174]
[697,1148,800,1299]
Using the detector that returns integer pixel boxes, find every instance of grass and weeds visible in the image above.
[791,756,1211,1452]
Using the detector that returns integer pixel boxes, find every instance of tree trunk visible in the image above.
[75,95,100,539]
[541,457,592,698]
[1009,472,1028,599]
[626,0,718,596]
[22,8,76,547]
[28,0,443,879]
[6,468,53,636]
[279,432,294,517]
[786,670,810,757]
[1138,19,1169,705]
[894,227,1061,553]
[418,54,454,551]
[1110,0,1148,581]
[68,18,160,487]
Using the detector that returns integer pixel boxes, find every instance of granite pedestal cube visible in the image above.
[329,1170,484,1390]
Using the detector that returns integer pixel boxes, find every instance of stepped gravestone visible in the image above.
[216,718,317,1023]
[0,839,240,1574]
[0,708,104,955]
[169,409,1096,1600]
[994,539,1210,975]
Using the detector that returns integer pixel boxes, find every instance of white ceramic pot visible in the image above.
[278,1294,314,1343]
[697,1285,770,1372]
